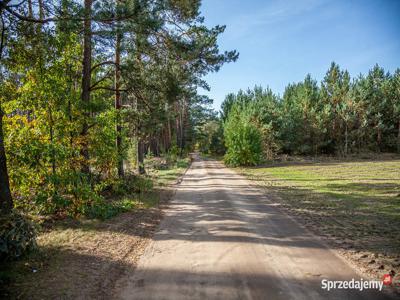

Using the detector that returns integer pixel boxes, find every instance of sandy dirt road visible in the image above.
[115,156,393,300]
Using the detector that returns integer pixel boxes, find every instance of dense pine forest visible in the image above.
[0,0,237,259]
[198,63,400,166]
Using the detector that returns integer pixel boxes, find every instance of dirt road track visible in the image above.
[115,156,393,300]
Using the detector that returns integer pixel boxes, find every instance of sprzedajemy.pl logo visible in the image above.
[321,274,394,292]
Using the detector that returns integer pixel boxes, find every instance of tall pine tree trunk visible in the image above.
[80,0,92,175]
[0,107,13,214]
[167,118,172,150]
[137,138,145,174]
[377,125,382,153]
[179,106,184,156]
[115,28,124,177]
[133,36,145,174]
[0,5,13,215]
[28,0,33,17]
[180,99,188,157]
[38,0,44,20]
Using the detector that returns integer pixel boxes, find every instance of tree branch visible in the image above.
[91,86,127,92]
[6,0,28,8]
[91,61,117,73]
[90,72,112,90]
[3,5,135,24]
[4,5,56,23]
[0,15,6,61]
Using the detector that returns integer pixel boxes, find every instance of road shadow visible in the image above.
[1,248,393,300]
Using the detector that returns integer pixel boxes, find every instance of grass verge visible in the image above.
[238,157,400,282]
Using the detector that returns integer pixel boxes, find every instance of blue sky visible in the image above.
[199,0,400,110]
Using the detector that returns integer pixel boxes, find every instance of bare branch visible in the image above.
[0,14,6,61]
[91,61,117,73]
[6,0,28,8]
[4,5,56,23]
[90,70,113,90]
[91,86,127,92]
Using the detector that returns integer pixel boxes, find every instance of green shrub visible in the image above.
[129,175,153,193]
[223,106,263,166]
[97,174,154,198]
[166,145,179,164]
[154,163,169,170]
[0,212,37,261]
[176,158,190,169]
[81,173,154,219]
[146,157,169,170]
[84,198,138,220]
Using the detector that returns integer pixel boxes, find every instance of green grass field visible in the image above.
[240,159,400,258]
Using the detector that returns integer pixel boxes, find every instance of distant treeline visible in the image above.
[217,63,400,165]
